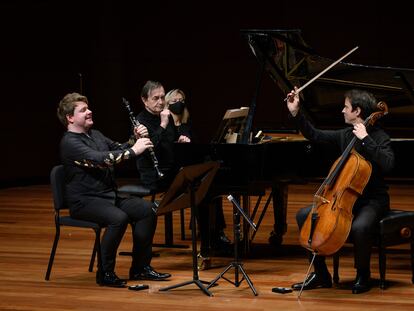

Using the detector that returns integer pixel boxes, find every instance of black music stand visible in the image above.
[207,194,258,296]
[158,161,220,296]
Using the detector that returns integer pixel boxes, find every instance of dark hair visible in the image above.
[57,92,88,127]
[140,80,164,99]
[344,89,377,120]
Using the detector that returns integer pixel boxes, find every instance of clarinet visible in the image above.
[122,97,164,179]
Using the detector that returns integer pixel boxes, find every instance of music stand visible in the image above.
[158,161,220,296]
[212,107,249,143]
[207,194,258,296]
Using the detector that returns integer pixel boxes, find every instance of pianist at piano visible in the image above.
[287,88,394,294]
[167,88,234,261]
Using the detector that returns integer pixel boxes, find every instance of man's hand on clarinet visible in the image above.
[131,138,153,155]
[134,124,149,139]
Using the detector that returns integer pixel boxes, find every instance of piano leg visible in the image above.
[269,182,288,247]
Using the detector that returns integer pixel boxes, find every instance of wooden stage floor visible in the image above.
[1,181,413,310]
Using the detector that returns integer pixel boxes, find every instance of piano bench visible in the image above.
[332,209,414,289]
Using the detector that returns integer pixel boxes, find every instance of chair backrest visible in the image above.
[50,165,66,211]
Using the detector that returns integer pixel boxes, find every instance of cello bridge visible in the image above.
[314,195,330,204]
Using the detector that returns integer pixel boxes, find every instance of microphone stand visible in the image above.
[207,194,258,296]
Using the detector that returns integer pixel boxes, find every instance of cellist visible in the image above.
[286,88,395,294]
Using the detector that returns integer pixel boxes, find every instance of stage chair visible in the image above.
[117,184,157,201]
[45,165,103,281]
[333,209,414,289]
[118,183,187,245]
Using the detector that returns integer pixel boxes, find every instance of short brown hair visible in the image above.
[57,93,88,127]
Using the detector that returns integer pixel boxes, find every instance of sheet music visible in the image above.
[212,107,249,143]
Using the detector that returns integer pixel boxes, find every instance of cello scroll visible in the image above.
[365,101,388,126]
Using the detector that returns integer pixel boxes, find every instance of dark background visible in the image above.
[1,0,413,187]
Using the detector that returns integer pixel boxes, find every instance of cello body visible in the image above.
[299,149,372,256]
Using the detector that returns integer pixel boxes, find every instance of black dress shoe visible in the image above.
[96,271,127,287]
[352,274,371,294]
[292,272,332,291]
[129,266,171,281]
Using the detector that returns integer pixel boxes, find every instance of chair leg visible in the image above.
[164,212,174,245]
[89,228,101,272]
[333,253,339,284]
[96,234,103,272]
[379,246,387,289]
[411,240,414,284]
[45,225,60,280]
[180,209,186,240]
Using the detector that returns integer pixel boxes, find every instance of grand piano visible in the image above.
[174,29,414,250]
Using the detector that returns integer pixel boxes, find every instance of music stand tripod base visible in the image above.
[158,199,213,297]
[158,162,220,297]
[207,194,258,296]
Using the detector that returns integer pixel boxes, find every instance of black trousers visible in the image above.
[197,196,226,257]
[70,196,156,272]
[296,195,389,272]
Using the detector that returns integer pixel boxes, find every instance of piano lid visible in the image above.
[241,29,414,137]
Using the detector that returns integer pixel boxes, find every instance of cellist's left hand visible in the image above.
[353,123,368,140]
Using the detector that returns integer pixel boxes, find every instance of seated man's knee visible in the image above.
[296,206,312,229]
[350,222,373,241]
[111,212,129,228]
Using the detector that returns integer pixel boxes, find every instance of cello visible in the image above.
[299,101,389,257]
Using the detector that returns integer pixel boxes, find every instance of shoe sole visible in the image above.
[130,277,170,281]
[292,284,332,291]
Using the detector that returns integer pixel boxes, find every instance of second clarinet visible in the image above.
[122,97,164,179]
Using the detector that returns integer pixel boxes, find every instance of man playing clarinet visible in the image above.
[57,92,171,287]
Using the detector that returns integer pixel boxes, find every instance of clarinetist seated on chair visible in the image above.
[57,92,171,287]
